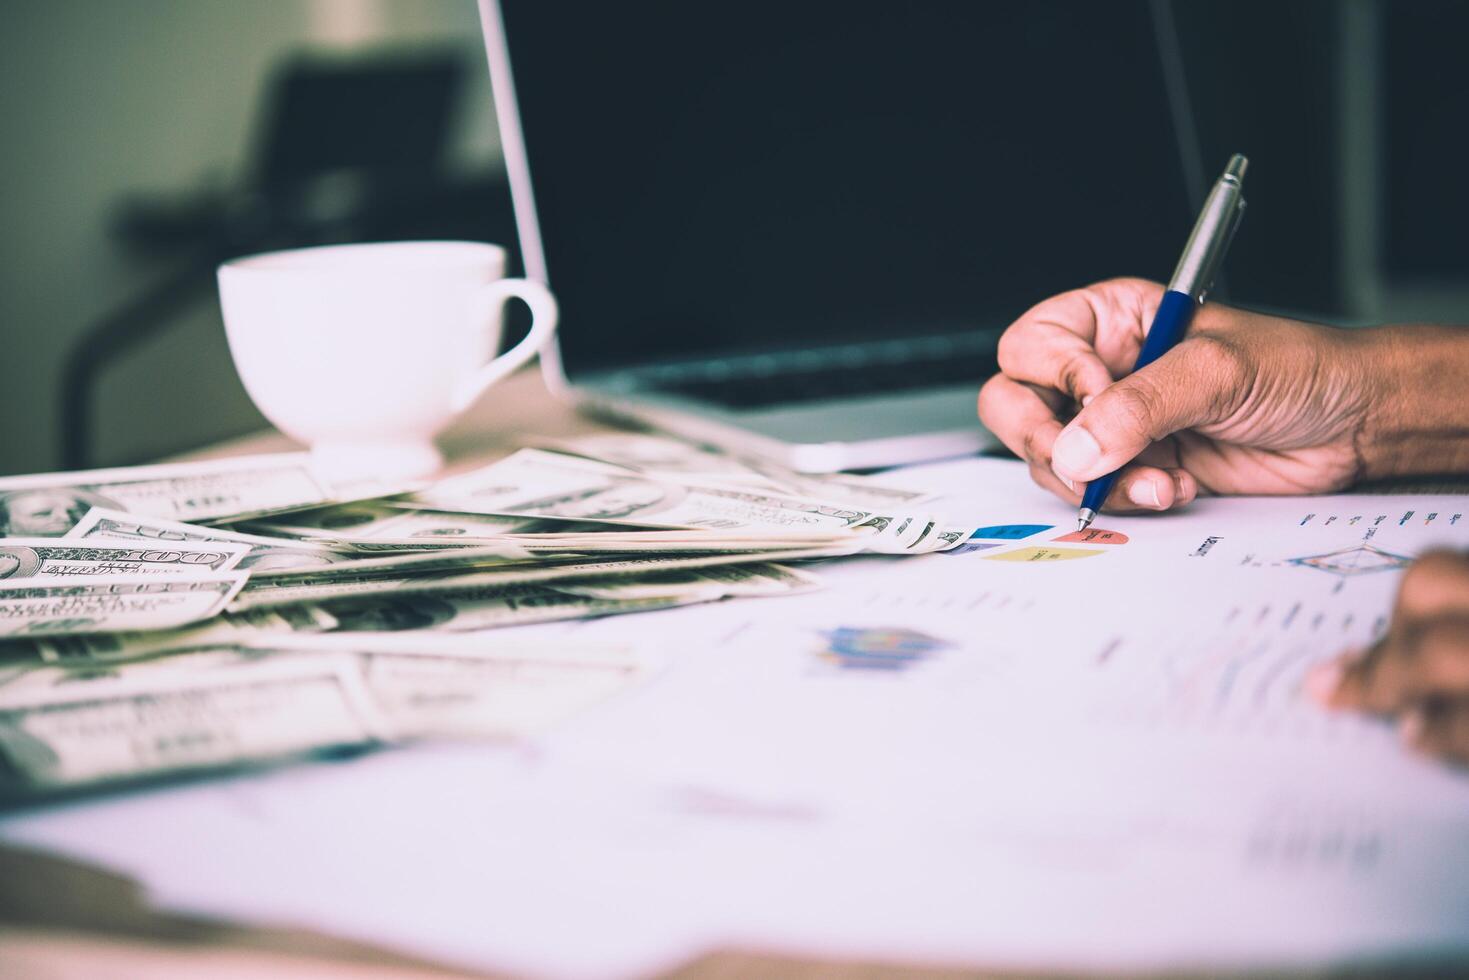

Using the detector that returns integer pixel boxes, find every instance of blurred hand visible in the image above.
[977,278,1377,512]
[1309,551,1469,764]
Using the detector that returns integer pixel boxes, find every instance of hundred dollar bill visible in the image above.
[552,562,822,601]
[536,432,936,509]
[67,507,355,572]
[238,502,626,553]
[243,543,537,583]
[146,565,819,643]
[0,655,382,795]
[236,529,837,585]
[275,588,678,632]
[240,486,885,554]
[283,588,668,633]
[501,531,853,555]
[242,500,585,539]
[234,562,821,634]
[0,642,282,699]
[0,538,249,579]
[0,453,407,537]
[411,449,955,552]
[0,574,246,639]
[242,509,848,555]
[491,524,962,555]
[28,605,336,665]
[243,634,648,739]
[227,547,836,611]
[361,649,645,738]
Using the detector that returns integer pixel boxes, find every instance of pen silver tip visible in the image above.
[1076,508,1096,532]
[1224,153,1248,184]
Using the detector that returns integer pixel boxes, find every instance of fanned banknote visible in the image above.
[534,432,936,509]
[0,655,382,794]
[0,436,979,799]
[0,574,247,639]
[227,549,836,611]
[0,454,409,537]
[0,635,644,798]
[67,507,355,572]
[238,500,595,548]
[410,449,969,553]
[235,634,648,739]
[0,538,249,579]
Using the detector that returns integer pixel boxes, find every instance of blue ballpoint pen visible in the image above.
[1076,154,1249,531]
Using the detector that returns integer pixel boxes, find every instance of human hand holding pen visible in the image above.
[977,276,1469,513]
[977,276,1380,511]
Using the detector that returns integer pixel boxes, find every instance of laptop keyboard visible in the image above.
[653,349,1000,410]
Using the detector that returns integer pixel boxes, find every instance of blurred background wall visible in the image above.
[0,0,1466,476]
[0,0,503,475]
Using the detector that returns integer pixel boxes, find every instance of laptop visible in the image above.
[479,1,1201,472]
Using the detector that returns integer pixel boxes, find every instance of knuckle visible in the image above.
[1185,335,1250,414]
[1187,332,1246,377]
[976,376,1003,423]
[1397,551,1464,612]
[1106,378,1164,435]
[995,327,1027,375]
[1448,711,1469,758]
[1393,622,1427,667]
[1419,619,1469,674]
[1021,422,1050,464]
[1411,550,1468,580]
[1058,352,1094,400]
[1357,658,1405,710]
[1399,561,1432,602]
[1101,275,1160,292]
[1027,458,1065,496]
[1084,277,1165,323]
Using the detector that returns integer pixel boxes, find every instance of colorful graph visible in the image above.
[817,627,953,671]
[1288,544,1413,577]
[948,523,1132,560]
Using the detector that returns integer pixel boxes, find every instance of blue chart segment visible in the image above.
[817,627,953,671]
[1289,544,1413,578]
[971,524,1052,540]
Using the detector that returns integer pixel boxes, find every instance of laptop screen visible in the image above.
[499,2,1198,378]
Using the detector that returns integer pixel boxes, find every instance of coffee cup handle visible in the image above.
[452,278,560,412]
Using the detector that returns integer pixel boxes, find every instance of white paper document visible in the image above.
[2,457,1467,978]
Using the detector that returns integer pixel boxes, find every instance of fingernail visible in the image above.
[1305,660,1344,704]
[1127,479,1162,509]
[1052,426,1102,479]
[1400,707,1427,746]
[1081,394,1095,407]
[1058,474,1076,492]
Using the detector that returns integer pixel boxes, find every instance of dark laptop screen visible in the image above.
[499,2,1197,376]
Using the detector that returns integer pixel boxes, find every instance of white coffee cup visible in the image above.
[218,241,557,480]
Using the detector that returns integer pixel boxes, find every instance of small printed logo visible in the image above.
[817,627,953,671]
[1191,536,1221,557]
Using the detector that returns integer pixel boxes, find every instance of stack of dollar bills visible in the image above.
[0,434,975,800]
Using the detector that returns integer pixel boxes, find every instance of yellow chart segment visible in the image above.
[984,546,1104,562]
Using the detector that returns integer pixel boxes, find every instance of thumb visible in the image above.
[1049,338,1242,482]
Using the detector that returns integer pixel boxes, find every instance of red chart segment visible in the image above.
[1052,528,1129,545]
